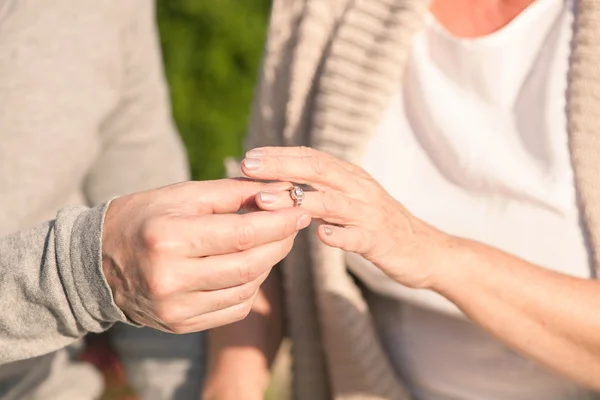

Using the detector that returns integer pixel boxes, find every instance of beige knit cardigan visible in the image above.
[242,1,600,399]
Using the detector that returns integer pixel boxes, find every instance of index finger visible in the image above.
[246,146,370,178]
[241,155,357,193]
[169,179,294,214]
[246,146,334,161]
[185,207,311,257]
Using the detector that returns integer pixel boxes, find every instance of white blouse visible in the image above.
[349,0,596,398]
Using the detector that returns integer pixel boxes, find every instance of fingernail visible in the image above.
[259,191,279,204]
[297,214,311,230]
[246,148,265,157]
[243,157,262,170]
[323,226,334,236]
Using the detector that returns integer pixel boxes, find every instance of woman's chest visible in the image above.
[361,0,591,277]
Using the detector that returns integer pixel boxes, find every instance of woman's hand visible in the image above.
[241,146,456,290]
[239,146,600,391]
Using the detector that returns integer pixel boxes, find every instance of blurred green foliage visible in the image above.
[157,0,271,180]
[156,5,287,398]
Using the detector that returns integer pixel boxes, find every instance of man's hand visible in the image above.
[101,179,310,333]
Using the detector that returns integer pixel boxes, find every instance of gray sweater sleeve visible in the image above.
[0,203,127,364]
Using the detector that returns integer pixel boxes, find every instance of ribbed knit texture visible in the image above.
[568,0,600,277]
[309,1,428,398]
[247,0,597,398]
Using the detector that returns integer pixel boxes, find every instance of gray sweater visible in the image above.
[0,0,189,392]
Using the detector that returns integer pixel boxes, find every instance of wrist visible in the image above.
[427,234,480,296]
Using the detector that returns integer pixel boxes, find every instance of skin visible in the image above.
[238,146,600,391]
[202,1,548,398]
[429,0,534,38]
[102,179,310,334]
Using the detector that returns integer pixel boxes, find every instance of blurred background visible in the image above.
[158,0,271,180]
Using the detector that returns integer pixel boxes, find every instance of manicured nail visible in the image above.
[259,191,279,204]
[246,148,265,157]
[243,157,262,170]
[323,226,334,236]
[297,214,311,230]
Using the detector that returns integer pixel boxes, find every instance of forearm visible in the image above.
[204,268,285,398]
[0,204,126,363]
[434,237,600,390]
[239,144,600,391]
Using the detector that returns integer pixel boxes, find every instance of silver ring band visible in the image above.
[289,185,305,207]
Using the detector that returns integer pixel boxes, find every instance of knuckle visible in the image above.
[322,191,344,215]
[146,270,178,300]
[140,218,177,254]
[153,303,178,326]
[299,146,314,157]
[146,276,167,299]
[237,282,258,302]
[234,223,256,251]
[307,155,325,176]
[237,256,263,283]
[273,157,287,174]
[168,323,190,335]
[232,301,253,322]
[140,219,163,250]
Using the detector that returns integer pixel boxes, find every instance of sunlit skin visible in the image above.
[430,0,535,37]
[201,2,568,399]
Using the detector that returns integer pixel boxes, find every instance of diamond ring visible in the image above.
[289,185,305,207]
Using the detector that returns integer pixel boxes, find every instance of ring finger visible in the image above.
[255,189,369,227]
